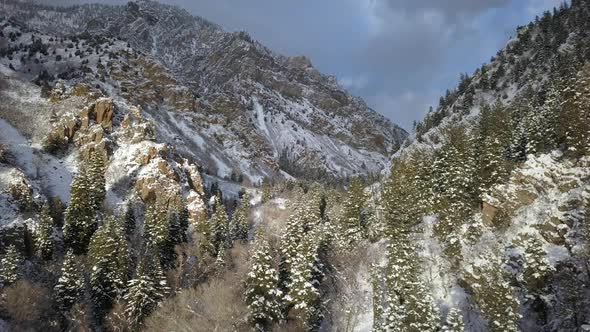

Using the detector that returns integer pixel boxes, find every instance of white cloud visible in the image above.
[367,90,439,130]
[339,75,369,91]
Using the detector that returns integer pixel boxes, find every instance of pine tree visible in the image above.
[197,214,216,258]
[278,199,321,291]
[558,64,590,157]
[340,177,370,244]
[431,126,477,259]
[468,253,521,332]
[35,203,54,260]
[245,231,283,330]
[176,202,189,244]
[477,102,512,195]
[55,249,84,312]
[210,198,229,256]
[0,245,21,286]
[124,203,136,240]
[88,150,106,211]
[381,149,434,239]
[88,215,130,320]
[230,196,250,242]
[63,168,97,254]
[214,245,227,271]
[143,203,169,248]
[285,227,324,328]
[443,308,465,332]
[522,237,553,292]
[525,102,558,155]
[376,232,440,331]
[124,249,169,330]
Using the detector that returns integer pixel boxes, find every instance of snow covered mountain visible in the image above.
[0,0,407,183]
[364,2,590,331]
[2,1,589,331]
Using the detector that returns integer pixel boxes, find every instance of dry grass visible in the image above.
[257,201,292,241]
[143,275,249,332]
[1,280,53,331]
[104,300,130,332]
[63,303,93,332]
[144,243,251,332]
[323,246,372,332]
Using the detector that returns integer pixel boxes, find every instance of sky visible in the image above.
[46,0,565,130]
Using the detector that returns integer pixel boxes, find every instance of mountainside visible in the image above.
[1,1,590,332]
[1,0,407,183]
[365,1,590,331]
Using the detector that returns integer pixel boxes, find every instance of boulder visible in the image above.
[516,189,538,206]
[558,180,579,193]
[184,161,205,195]
[136,145,165,166]
[121,106,155,143]
[135,158,182,207]
[482,201,499,226]
[93,98,114,130]
[186,190,207,226]
[73,83,91,97]
[79,106,91,129]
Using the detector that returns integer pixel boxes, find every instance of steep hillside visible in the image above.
[366,1,590,331]
[1,0,407,183]
[1,1,589,332]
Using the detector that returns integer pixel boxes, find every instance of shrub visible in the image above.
[1,280,53,330]
[8,181,33,211]
[43,131,68,155]
[0,144,12,164]
[143,273,249,331]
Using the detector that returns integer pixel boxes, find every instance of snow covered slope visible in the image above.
[0,0,407,182]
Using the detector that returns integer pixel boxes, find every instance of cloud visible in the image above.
[339,75,369,90]
[367,90,439,130]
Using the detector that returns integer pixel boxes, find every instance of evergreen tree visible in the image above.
[35,203,54,260]
[88,216,130,320]
[197,214,216,258]
[469,253,521,332]
[143,202,169,248]
[124,203,136,240]
[63,168,97,254]
[88,151,106,211]
[278,199,321,292]
[124,249,169,330]
[176,202,189,244]
[230,196,250,242]
[0,245,21,286]
[285,226,325,328]
[522,237,553,292]
[210,198,229,256]
[378,237,440,331]
[508,87,539,161]
[558,64,590,157]
[214,244,227,271]
[244,231,283,330]
[431,125,477,258]
[477,102,512,195]
[381,149,434,239]
[55,249,84,312]
[340,177,371,244]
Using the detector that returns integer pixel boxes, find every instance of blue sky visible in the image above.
[50,0,565,129]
